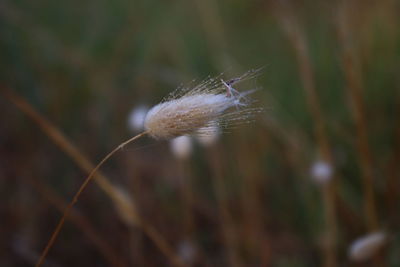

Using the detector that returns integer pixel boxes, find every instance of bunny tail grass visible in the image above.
[36,131,148,267]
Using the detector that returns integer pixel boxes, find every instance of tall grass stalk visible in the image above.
[235,133,267,265]
[207,144,242,267]
[386,93,400,221]
[29,177,127,267]
[334,2,379,231]
[177,157,196,240]
[273,2,338,266]
[34,131,147,267]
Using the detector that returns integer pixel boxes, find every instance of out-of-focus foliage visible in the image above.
[1,0,399,266]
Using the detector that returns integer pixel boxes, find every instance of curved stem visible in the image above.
[36,131,148,267]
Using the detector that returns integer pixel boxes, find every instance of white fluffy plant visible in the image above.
[144,69,261,139]
[348,231,387,262]
[36,69,262,266]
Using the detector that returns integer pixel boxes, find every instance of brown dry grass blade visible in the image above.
[2,87,186,267]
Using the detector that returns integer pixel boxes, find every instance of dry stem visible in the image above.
[2,88,186,267]
[207,144,242,267]
[34,132,147,266]
[29,177,127,267]
[334,2,378,231]
[273,2,337,266]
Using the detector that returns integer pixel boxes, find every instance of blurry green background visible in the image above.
[1,0,399,266]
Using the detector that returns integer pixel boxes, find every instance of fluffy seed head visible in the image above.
[310,160,333,185]
[144,69,261,140]
[348,231,387,262]
[177,239,197,264]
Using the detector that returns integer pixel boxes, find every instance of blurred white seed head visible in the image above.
[195,123,220,147]
[144,69,262,140]
[127,105,149,132]
[170,135,193,159]
[111,186,138,226]
[177,239,197,264]
[310,160,333,185]
[348,231,387,262]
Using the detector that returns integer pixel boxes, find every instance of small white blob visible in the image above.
[127,106,148,132]
[170,136,193,159]
[348,231,387,262]
[310,160,333,185]
[177,239,197,264]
